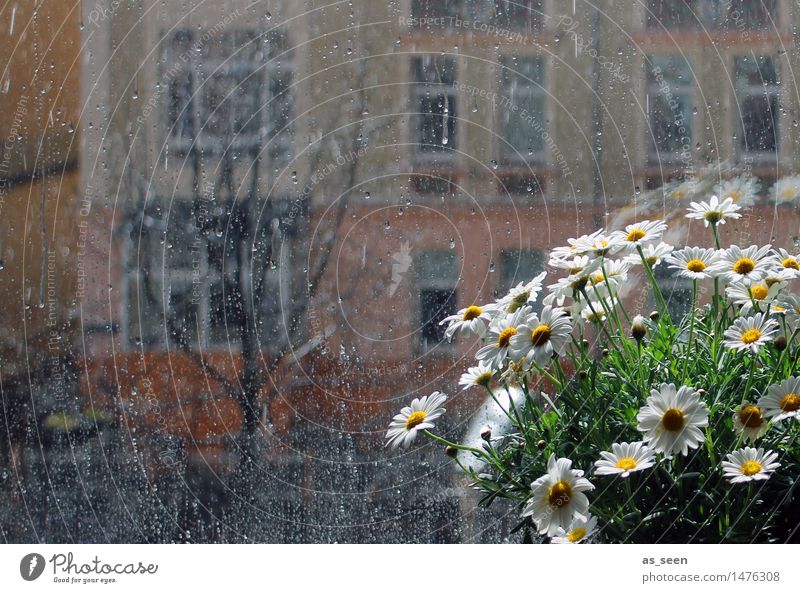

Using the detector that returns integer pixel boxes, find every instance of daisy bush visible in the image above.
[386,193,800,543]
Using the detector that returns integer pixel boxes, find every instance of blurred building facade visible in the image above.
[3,0,800,542]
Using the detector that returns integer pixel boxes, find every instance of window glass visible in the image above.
[501,56,546,163]
[735,55,779,158]
[647,55,693,163]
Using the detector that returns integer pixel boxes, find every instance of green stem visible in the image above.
[682,279,698,382]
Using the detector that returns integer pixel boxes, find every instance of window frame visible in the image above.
[734,54,780,163]
[645,54,694,165]
[413,250,459,354]
[499,55,548,166]
[410,55,459,165]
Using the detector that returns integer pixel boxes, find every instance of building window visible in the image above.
[414,251,457,350]
[412,55,457,161]
[489,1,545,32]
[128,201,245,349]
[714,0,778,29]
[411,0,464,23]
[646,56,693,164]
[648,1,779,30]
[499,249,545,302]
[500,56,546,164]
[735,55,779,160]
[162,27,293,162]
[647,1,699,29]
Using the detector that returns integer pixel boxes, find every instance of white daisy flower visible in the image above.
[548,254,601,277]
[458,361,495,391]
[551,514,598,544]
[509,306,573,367]
[762,267,795,290]
[665,179,696,202]
[475,308,530,369]
[714,244,773,284]
[778,294,800,328]
[625,241,673,268]
[757,376,800,422]
[686,195,742,227]
[385,391,448,449]
[543,272,593,307]
[586,259,631,299]
[723,313,778,353]
[496,272,546,314]
[440,304,492,340]
[722,447,780,484]
[523,454,595,537]
[772,175,800,205]
[665,247,721,280]
[594,442,656,478]
[726,280,781,313]
[771,248,800,278]
[636,383,709,458]
[580,299,615,323]
[610,219,668,250]
[572,229,625,259]
[732,402,769,442]
[714,176,761,208]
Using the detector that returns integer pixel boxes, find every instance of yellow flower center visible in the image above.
[627,228,646,242]
[568,527,587,543]
[530,324,552,347]
[733,257,756,275]
[782,257,799,270]
[462,305,483,321]
[780,188,796,200]
[547,480,572,509]
[740,460,762,477]
[475,372,493,387]
[615,457,638,471]
[779,393,800,412]
[727,189,743,202]
[741,328,762,344]
[738,405,763,428]
[405,410,427,430]
[686,258,706,272]
[508,291,531,313]
[750,285,768,300]
[569,275,590,291]
[591,273,605,284]
[661,407,685,432]
[704,210,723,224]
[497,326,517,348]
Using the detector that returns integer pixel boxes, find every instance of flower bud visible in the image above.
[480,426,492,441]
[697,388,706,396]
[445,446,457,458]
[632,315,648,342]
[536,439,547,449]
[774,335,787,351]
[649,310,660,321]
[601,348,609,357]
